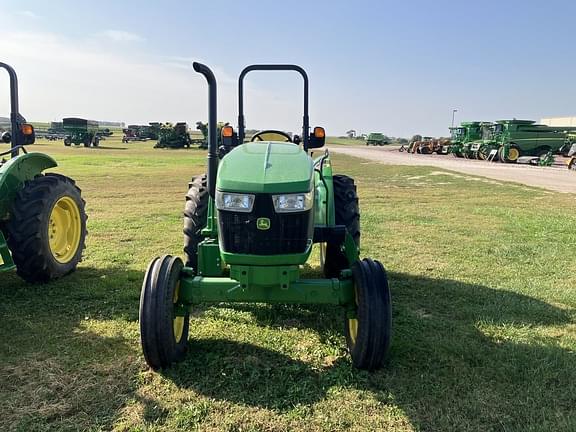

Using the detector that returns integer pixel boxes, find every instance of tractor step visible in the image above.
[0,231,15,272]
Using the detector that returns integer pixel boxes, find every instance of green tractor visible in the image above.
[139,63,392,371]
[63,117,100,147]
[0,63,87,283]
[365,132,389,146]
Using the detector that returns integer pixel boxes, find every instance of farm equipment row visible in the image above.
[408,119,576,168]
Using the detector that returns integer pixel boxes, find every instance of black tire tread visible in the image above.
[324,175,360,278]
[345,258,392,370]
[5,173,87,283]
[183,174,209,269]
[140,255,189,370]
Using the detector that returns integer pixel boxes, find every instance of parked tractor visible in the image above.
[154,122,193,149]
[365,132,389,146]
[63,117,100,147]
[0,63,87,283]
[139,63,392,371]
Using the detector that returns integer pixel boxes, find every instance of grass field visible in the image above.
[1,136,575,432]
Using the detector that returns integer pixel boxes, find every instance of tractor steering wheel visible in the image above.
[250,130,292,143]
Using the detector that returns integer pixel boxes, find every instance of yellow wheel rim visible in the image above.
[508,148,520,161]
[173,282,185,343]
[348,318,358,345]
[48,196,82,264]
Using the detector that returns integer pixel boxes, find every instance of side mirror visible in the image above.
[308,126,325,149]
[1,131,11,143]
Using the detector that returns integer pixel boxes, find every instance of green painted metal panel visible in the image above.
[179,274,354,306]
[197,239,224,276]
[0,152,57,219]
[0,230,15,272]
[216,142,314,193]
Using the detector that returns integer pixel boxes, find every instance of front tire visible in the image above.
[183,174,209,269]
[5,174,87,283]
[345,258,392,370]
[140,255,189,370]
[324,175,360,278]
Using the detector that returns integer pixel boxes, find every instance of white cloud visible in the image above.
[0,27,309,134]
[99,30,145,43]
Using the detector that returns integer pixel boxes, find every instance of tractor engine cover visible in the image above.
[216,142,314,256]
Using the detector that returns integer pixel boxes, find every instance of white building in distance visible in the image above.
[540,116,576,127]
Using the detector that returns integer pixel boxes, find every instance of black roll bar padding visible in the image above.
[0,62,21,158]
[237,64,310,151]
[192,62,218,199]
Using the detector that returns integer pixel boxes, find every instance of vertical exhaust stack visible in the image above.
[0,62,21,158]
[192,62,218,199]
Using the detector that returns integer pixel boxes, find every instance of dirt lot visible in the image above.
[329,146,576,194]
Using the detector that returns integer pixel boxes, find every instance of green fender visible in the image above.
[0,152,58,220]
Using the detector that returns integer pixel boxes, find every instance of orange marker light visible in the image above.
[314,127,325,138]
[21,124,34,135]
[222,126,234,137]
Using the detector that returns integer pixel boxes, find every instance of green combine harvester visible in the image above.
[139,63,392,371]
[466,122,495,160]
[154,122,193,148]
[494,120,576,163]
[0,63,87,283]
[365,132,389,146]
[449,122,483,157]
[63,117,100,147]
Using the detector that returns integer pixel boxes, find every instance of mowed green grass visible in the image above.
[1,137,575,432]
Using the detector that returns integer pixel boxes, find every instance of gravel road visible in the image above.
[329,146,576,194]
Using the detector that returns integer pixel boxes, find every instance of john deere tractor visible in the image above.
[139,63,392,371]
[0,63,87,283]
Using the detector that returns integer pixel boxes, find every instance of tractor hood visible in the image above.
[217,142,314,193]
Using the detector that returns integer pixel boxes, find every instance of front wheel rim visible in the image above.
[48,196,82,263]
[173,282,185,343]
[348,318,358,345]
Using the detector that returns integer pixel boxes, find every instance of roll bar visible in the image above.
[0,62,21,158]
[237,65,310,150]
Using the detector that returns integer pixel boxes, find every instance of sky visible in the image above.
[1,0,576,137]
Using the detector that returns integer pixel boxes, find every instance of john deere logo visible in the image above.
[256,218,271,230]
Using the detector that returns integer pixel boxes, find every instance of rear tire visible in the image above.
[183,174,209,269]
[64,138,71,146]
[5,174,87,283]
[345,258,392,370]
[140,255,189,370]
[324,175,360,278]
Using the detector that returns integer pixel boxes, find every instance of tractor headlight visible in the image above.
[272,192,313,213]
[216,191,255,212]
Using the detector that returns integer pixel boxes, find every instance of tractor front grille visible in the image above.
[218,194,312,255]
